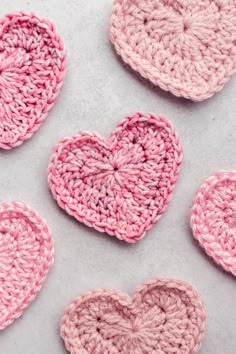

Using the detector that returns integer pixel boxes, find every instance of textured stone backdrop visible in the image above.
[0,1,235,353]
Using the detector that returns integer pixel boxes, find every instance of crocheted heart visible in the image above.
[61,278,206,354]
[48,113,183,243]
[0,202,53,330]
[110,0,236,101]
[0,12,66,149]
[191,171,236,276]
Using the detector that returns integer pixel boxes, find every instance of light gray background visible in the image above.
[0,1,236,353]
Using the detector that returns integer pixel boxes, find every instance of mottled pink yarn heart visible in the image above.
[48,113,183,243]
[110,0,236,101]
[191,171,236,277]
[61,278,206,354]
[0,12,66,149]
[0,202,53,330]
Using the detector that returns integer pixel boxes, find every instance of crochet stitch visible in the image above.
[110,0,236,101]
[0,202,53,330]
[190,171,236,277]
[61,277,206,354]
[48,112,183,243]
[0,12,66,149]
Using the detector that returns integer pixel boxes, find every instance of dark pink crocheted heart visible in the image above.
[0,12,66,149]
[48,113,183,243]
[61,278,206,354]
[110,0,236,101]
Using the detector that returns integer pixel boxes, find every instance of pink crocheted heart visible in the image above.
[0,202,53,330]
[48,113,183,243]
[191,171,236,277]
[0,12,66,149]
[110,0,236,101]
[61,278,206,354]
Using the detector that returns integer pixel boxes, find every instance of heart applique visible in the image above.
[0,202,53,330]
[0,12,66,149]
[110,0,236,101]
[190,171,236,277]
[48,113,183,243]
[60,278,206,354]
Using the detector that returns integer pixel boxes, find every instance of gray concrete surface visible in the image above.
[0,1,235,353]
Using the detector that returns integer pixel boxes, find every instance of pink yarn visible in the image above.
[48,113,183,243]
[190,171,236,276]
[61,277,206,354]
[110,0,236,101]
[0,202,53,330]
[0,12,66,149]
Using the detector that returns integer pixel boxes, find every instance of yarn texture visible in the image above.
[48,112,183,243]
[61,277,206,354]
[0,202,53,330]
[190,171,236,276]
[0,12,66,149]
[110,0,236,101]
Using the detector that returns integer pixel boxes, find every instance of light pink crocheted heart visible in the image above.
[0,12,66,149]
[61,278,206,354]
[191,171,236,277]
[110,0,236,101]
[48,113,183,243]
[0,202,53,330]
